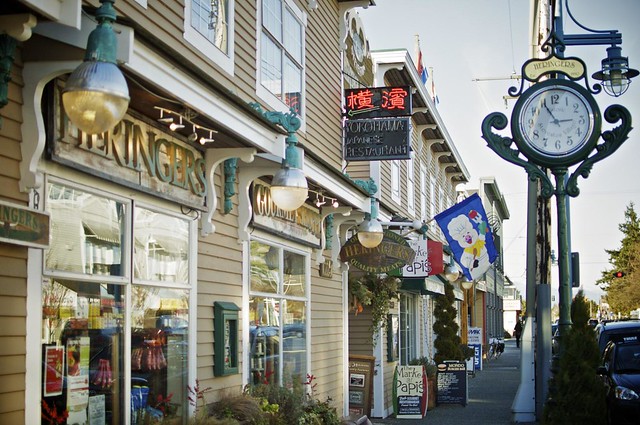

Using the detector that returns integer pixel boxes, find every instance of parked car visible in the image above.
[597,337,640,424]
[552,326,560,355]
[596,320,640,355]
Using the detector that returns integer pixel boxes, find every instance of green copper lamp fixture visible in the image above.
[62,0,130,135]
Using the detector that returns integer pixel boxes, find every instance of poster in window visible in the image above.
[66,337,90,419]
[44,345,64,397]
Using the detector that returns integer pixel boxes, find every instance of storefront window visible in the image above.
[42,280,125,424]
[42,180,192,425]
[45,184,125,276]
[131,286,189,424]
[249,241,308,386]
[399,293,417,365]
[134,207,189,284]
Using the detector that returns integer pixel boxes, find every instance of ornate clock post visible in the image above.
[481,39,632,353]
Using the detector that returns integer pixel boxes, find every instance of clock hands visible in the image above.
[542,103,573,126]
[543,103,563,127]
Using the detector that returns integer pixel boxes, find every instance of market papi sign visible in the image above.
[339,230,415,273]
[402,239,444,278]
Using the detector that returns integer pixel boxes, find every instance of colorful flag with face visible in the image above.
[434,193,498,281]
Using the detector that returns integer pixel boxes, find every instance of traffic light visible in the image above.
[613,271,625,278]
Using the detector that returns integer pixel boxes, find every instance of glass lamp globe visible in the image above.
[444,264,460,282]
[460,278,474,290]
[270,166,308,211]
[62,61,130,134]
[357,218,384,248]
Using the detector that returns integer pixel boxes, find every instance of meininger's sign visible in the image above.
[0,200,50,249]
[339,230,415,273]
[53,84,207,210]
[523,55,585,80]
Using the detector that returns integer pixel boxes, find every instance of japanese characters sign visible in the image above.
[344,117,411,161]
[344,86,412,118]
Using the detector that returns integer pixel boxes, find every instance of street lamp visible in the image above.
[357,215,384,248]
[592,46,639,97]
[558,0,638,97]
[250,104,309,211]
[62,0,130,134]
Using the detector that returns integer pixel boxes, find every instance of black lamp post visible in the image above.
[482,1,634,357]
[556,0,638,97]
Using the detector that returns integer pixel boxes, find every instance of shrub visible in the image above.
[542,291,607,425]
[433,282,465,364]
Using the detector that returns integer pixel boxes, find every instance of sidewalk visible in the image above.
[370,339,535,425]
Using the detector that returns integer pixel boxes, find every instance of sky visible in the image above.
[358,0,640,304]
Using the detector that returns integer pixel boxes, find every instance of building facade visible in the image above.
[0,1,488,424]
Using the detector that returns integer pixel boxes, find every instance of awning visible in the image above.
[400,277,445,296]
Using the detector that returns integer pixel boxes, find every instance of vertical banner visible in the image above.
[468,327,483,371]
[393,365,427,419]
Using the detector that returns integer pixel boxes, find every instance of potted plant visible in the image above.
[409,357,438,410]
[349,273,401,338]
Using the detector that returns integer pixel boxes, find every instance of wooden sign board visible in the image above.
[436,360,468,406]
[348,355,375,417]
[393,365,427,419]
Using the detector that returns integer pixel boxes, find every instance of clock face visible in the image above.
[518,83,594,157]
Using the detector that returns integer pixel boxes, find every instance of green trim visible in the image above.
[223,158,238,214]
[0,34,17,121]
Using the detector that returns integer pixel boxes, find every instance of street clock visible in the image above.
[511,78,601,168]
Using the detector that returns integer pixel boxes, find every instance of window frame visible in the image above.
[399,293,418,365]
[391,160,401,204]
[184,0,236,76]
[37,175,197,423]
[407,154,415,214]
[246,238,311,387]
[420,164,427,221]
[256,0,307,126]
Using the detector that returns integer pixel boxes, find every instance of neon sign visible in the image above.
[344,86,412,118]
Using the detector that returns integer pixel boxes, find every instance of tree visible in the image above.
[598,203,640,315]
[543,291,607,425]
[433,281,465,364]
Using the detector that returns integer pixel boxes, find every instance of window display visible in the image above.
[249,241,308,386]
[41,280,125,425]
[42,181,192,425]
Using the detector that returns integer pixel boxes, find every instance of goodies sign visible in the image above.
[393,365,427,419]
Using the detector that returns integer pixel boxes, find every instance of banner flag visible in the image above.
[434,193,498,281]
[417,50,429,85]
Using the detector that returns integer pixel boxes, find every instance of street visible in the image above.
[372,339,533,425]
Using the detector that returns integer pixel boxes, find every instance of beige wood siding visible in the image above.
[310,259,345,408]
[115,0,255,112]
[196,172,245,399]
[302,1,343,171]
[348,308,374,356]
[344,162,372,182]
[0,46,28,425]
